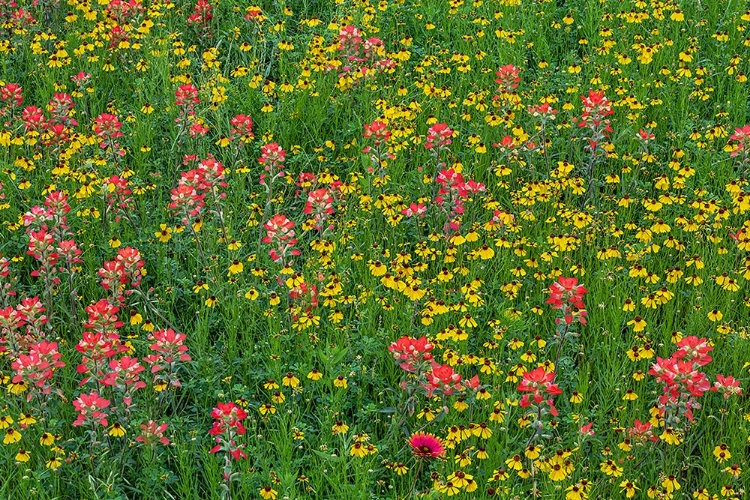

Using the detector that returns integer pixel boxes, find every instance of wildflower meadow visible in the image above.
[1,0,750,498]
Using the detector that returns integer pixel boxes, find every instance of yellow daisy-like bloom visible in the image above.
[282,372,300,388]
[660,427,683,445]
[227,260,244,276]
[129,310,143,325]
[332,421,349,435]
[661,474,681,493]
[259,486,277,500]
[619,480,639,498]
[109,422,126,437]
[15,449,31,462]
[155,224,172,243]
[713,443,731,462]
[393,463,408,475]
[707,309,723,322]
[627,316,647,332]
[4,428,22,444]
[18,413,36,426]
[39,432,56,446]
[599,460,623,476]
[368,260,387,276]
[0,415,13,429]
[349,441,368,458]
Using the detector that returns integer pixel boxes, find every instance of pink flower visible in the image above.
[93,113,124,139]
[426,363,462,397]
[258,142,286,169]
[408,432,445,459]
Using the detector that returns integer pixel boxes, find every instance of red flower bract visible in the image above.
[409,432,445,459]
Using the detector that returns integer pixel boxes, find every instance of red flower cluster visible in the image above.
[0,296,48,355]
[546,276,588,325]
[362,120,395,174]
[143,328,192,391]
[262,214,300,264]
[258,142,286,187]
[303,188,336,231]
[649,336,741,426]
[229,114,254,143]
[388,335,434,372]
[72,392,111,427]
[136,420,170,447]
[105,175,134,222]
[105,0,145,24]
[174,84,200,120]
[517,367,563,416]
[11,340,65,401]
[362,120,391,146]
[169,157,227,229]
[425,363,463,397]
[209,402,248,460]
[93,113,125,156]
[186,0,213,35]
[425,123,453,151]
[495,64,522,92]
[577,89,614,153]
[728,124,750,158]
[97,247,146,302]
[334,25,395,80]
[388,335,465,399]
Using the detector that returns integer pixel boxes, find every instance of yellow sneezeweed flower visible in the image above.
[109,422,126,437]
[39,432,56,446]
[619,480,639,498]
[18,414,36,425]
[393,463,408,475]
[282,372,300,388]
[332,421,349,434]
[600,460,623,476]
[713,443,731,462]
[129,310,143,325]
[227,260,244,275]
[661,475,681,493]
[0,415,13,429]
[627,316,647,332]
[259,486,277,500]
[4,427,22,444]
